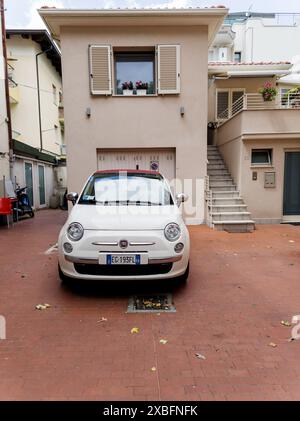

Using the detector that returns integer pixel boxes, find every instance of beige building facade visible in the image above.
[209,62,300,224]
[40,8,228,224]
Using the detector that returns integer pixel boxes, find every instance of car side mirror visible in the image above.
[67,192,78,205]
[176,193,188,206]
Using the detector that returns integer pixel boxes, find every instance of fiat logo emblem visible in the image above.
[119,240,128,249]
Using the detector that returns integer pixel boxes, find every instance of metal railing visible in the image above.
[205,175,213,228]
[217,92,300,125]
[7,63,18,88]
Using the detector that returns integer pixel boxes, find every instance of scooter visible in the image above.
[14,186,34,220]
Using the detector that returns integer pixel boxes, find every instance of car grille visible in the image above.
[74,263,173,276]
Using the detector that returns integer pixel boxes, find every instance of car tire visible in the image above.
[177,262,189,285]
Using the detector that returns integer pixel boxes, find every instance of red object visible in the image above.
[0,198,12,215]
[0,198,13,228]
[95,169,160,175]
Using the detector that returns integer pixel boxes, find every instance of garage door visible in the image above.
[97,149,176,181]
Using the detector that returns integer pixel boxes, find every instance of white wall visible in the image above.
[232,17,300,63]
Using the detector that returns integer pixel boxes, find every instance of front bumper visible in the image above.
[58,228,189,280]
[64,254,182,265]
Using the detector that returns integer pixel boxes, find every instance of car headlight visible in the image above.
[67,222,84,241]
[164,223,181,242]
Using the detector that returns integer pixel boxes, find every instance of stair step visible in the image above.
[213,220,255,233]
[212,191,240,198]
[209,205,248,212]
[208,170,230,176]
[208,159,224,164]
[207,145,218,149]
[212,198,244,205]
[210,179,234,186]
[208,164,227,170]
[209,175,232,181]
[210,185,237,192]
[208,153,222,158]
[212,212,252,221]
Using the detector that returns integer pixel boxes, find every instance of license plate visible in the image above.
[99,254,148,265]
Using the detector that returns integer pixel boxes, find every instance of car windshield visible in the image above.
[78,172,174,206]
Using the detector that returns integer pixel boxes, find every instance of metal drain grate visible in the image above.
[127,294,176,313]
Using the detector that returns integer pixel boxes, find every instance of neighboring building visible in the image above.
[210,12,300,84]
[207,61,300,226]
[0,6,10,196]
[6,29,66,209]
[40,7,228,224]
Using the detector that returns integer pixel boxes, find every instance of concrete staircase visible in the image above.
[207,145,255,233]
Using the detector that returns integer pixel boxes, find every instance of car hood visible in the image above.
[67,204,183,230]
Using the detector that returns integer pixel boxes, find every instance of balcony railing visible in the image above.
[217,92,300,125]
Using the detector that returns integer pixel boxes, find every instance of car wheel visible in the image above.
[177,263,189,285]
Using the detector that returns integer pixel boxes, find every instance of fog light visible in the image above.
[63,242,73,253]
[174,242,184,253]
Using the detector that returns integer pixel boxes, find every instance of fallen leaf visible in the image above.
[156,313,161,316]
[195,353,206,360]
[131,327,139,334]
[289,240,295,243]
[35,304,49,311]
[281,320,292,327]
[269,342,277,348]
[97,317,108,323]
[151,367,157,372]
[159,339,168,345]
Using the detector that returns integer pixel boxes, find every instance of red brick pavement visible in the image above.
[0,210,300,400]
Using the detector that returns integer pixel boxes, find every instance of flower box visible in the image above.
[136,89,147,96]
[123,90,134,96]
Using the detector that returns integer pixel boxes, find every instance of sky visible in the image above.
[4,0,300,29]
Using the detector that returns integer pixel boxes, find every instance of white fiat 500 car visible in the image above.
[58,170,190,283]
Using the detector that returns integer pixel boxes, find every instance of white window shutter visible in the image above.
[89,45,112,95]
[157,45,180,95]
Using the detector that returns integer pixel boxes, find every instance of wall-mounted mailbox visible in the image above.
[264,172,276,188]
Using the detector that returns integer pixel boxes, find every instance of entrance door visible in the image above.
[24,162,34,206]
[283,152,300,215]
[38,165,46,206]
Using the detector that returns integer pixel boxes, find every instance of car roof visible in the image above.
[94,169,161,175]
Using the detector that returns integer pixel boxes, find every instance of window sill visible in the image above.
[250,164,274,169]
[112,94,158,97]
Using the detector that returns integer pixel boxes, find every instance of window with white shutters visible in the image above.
[157,45,180,94]
[89,45,112,95]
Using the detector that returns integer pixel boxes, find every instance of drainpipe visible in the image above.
[1,0,13,179]
[36,46,53,152]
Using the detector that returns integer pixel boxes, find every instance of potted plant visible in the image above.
[122,81,134,96]
[135,81,148,96]
[259,81,277,102]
